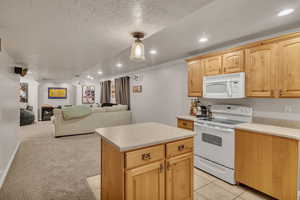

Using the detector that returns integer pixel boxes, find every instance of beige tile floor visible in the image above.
[87,168,275,200]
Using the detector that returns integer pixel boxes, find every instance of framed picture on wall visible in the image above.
[82,85,95,104]
[20,82,28,103]
[48,87,67,99]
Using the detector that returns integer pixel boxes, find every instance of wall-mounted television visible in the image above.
[48,87,67,99]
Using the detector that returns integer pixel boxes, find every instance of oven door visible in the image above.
[195,122,235,169]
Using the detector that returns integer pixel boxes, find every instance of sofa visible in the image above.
[20,108,35,126]
[52,105,132,137]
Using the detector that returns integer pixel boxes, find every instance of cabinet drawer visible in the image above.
[167,138,193,158]
[125,145,165,169]
[177,119,194,131]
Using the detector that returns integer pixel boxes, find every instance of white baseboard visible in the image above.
[0,141,20,189]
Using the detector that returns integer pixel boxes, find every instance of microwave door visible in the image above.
[205,81,228,98]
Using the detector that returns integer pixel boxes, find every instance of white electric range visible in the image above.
[194,105,253,184]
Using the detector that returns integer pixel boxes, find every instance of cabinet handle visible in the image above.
[141,153,151,160]
[166,162,171,171]
[178,144,185,151]
[159,163,164,173]
[182,122,187,126]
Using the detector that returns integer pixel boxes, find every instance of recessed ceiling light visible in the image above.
[98,71,103,75]
[90,77,94,80]
[149,49,157,55]
[116,63,123,68]
[199,37,208,43]
[278,8,295,17]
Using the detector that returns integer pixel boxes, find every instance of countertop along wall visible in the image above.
[0,47,20,188]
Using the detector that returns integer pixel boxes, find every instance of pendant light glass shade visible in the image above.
[130,38,145,61]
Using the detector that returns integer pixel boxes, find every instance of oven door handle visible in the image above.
[195,122,234,133]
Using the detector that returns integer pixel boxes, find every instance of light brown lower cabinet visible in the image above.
[101,138,194,200]
[235,129,298,200]
[126,161,165,200]
[166,153,193,200]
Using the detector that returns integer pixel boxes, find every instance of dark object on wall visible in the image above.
[100,80,111,103]
[101,103,117,107]
[115,76,130,110]
[20,82,28,103]
[82,85,95,104]
[48,87,67,99]
[14,67,28,77]
[20,108,35,126]
[41,106,54,121]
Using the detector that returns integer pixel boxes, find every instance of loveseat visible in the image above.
[52,105,132,137]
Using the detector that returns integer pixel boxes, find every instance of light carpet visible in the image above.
[0,121,100,200]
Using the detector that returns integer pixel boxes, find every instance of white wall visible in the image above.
[38,82,76,108]
[20,77,39,122]
[0,48,20,188]
[129,60,190,126]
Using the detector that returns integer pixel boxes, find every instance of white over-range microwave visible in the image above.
[203,72,245,99]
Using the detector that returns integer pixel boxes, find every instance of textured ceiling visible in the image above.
[0,0,212,80]
[1,0,300,81]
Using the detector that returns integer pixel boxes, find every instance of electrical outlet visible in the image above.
[284,105,292,113]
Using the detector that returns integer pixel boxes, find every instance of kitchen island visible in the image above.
[96,122,195,200]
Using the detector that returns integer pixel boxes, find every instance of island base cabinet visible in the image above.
[101,138,194,200]
[235,129,298,200]
[126,161,165,200]
[166,153,193,200]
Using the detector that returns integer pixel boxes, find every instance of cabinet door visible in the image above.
[203,56,222,76]
[126,161,165,200]
[236,129,298,200]
[166,153,193,200]
[235,130,273,195]
[278,37,300,97]
[222,50,244,74]
[187,60,203,97]
[245,44,276,97]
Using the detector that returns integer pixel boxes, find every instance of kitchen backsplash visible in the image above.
[197,98,300,121]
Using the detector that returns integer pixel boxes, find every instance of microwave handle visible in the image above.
[226,80,232,97]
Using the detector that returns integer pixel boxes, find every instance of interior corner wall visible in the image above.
[130,60,190,126]
[0,49,20,188]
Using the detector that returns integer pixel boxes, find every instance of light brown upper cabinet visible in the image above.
[222,50,244,74]
[187,60,203,97]
[203,56,222,76]
[245,44,276,97]
[186,31,300,98]
[278,37,300,97]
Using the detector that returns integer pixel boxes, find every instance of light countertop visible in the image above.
[236,123,300,141]
[177,115,198,121]
[96,122,195,152]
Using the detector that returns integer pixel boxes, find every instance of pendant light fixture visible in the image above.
[130,32,145,62]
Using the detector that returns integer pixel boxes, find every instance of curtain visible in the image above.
[100,80,111,103]
[115,76,130,110]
